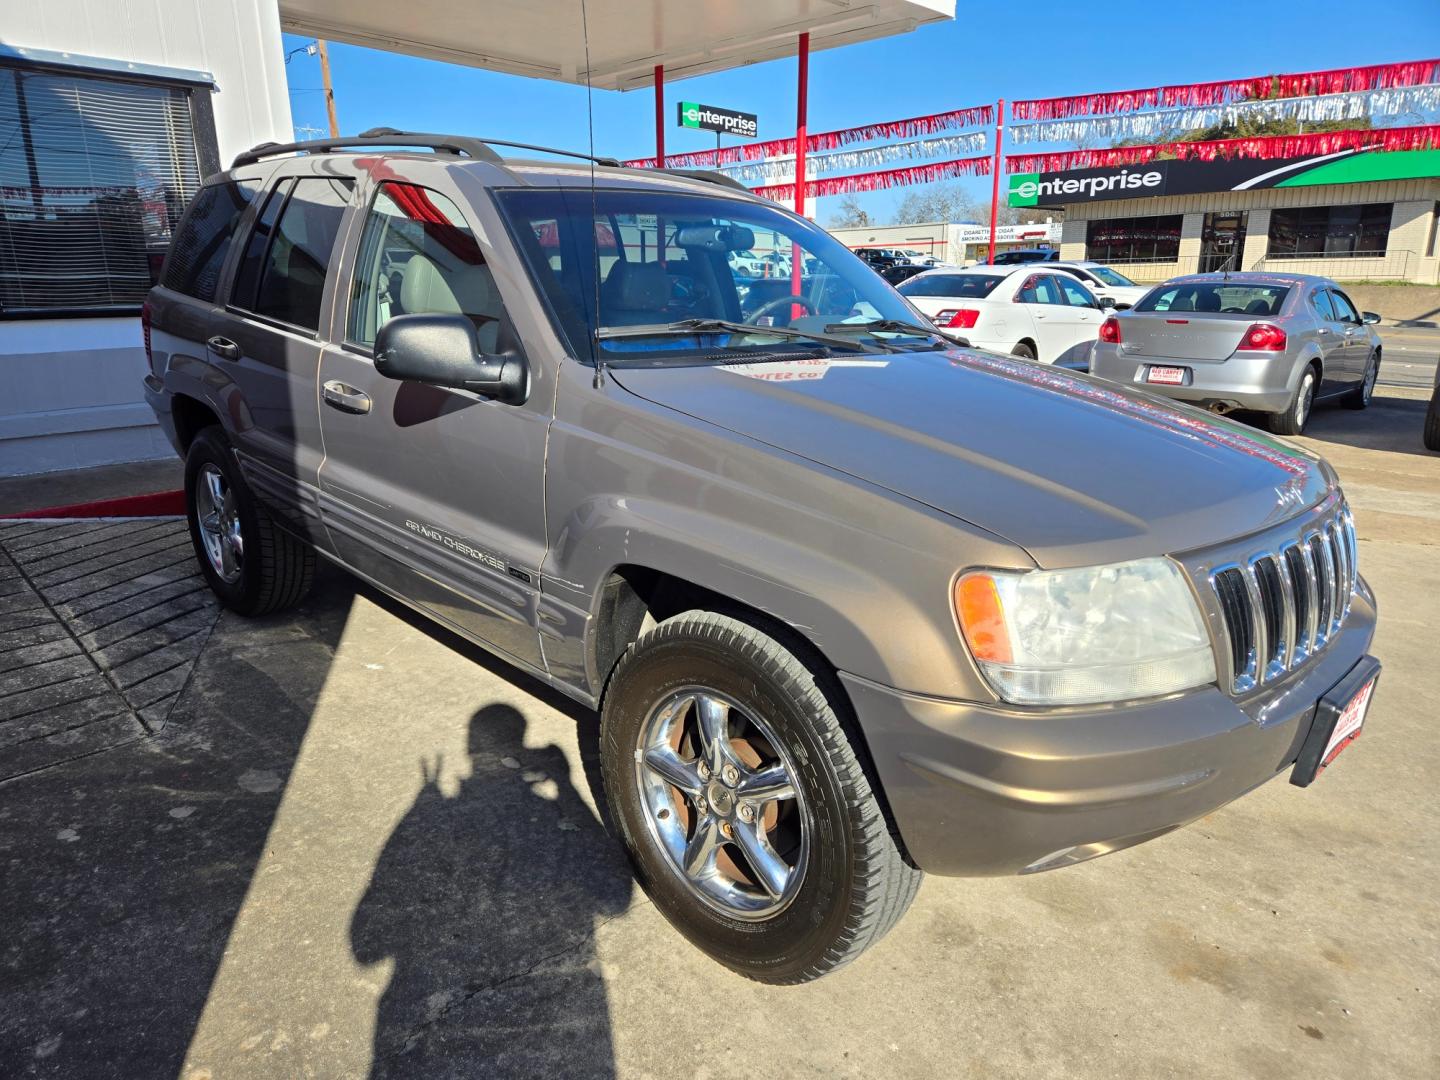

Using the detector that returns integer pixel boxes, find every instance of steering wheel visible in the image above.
[746,293,819,326]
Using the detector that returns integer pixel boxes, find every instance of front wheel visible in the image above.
[1266,367,1317,436]
[1345,351,1379,410]
[600,611,920,984]
[1424,387,1440,452]
[1011,341,1037,361]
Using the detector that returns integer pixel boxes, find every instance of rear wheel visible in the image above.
[1345,351,1379,409]
[600,611,920,984]
[1266,367,1317,436]
[184,427,313,616]
[1011,341,1037,361]
[1424,387,1440,452]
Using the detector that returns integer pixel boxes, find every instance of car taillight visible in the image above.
[1099,315,1122,344]
[944,308,980,329]
[1241,323,1286,351]
[141,299,154,371]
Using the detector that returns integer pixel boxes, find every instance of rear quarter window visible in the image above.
[160,180,262,302]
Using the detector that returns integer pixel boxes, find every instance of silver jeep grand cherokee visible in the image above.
[143,130,1381,984]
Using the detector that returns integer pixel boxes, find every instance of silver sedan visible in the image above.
[1090,272,1382,435]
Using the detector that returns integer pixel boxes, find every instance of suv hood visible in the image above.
[610,348,1333,568]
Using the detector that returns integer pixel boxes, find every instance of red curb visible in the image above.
[4,490,186,519]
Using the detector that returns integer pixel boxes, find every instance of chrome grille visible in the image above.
[1208,504,1357,693]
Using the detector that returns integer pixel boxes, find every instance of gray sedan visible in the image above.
[1090,272,1382,435]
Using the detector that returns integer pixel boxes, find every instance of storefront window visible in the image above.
[1084,215,1183,264]
[1267,204,1390,258]
[0,62,211,315]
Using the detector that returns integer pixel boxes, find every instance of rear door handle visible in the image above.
[322,380,372,415]
[206,335,240,361]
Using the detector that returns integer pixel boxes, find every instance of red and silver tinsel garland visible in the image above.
[1005,123,1440,174]
[716,132,987,184]
[621,104,994,169]
[1008,85,1440,145]
[750,155,992,203]
[1012,58,1440,120]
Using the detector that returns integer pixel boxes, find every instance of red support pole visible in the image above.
[791,32,809,310]
[654,64,665,167]
[988,98,1004,265]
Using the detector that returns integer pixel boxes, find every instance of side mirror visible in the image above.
[1098,295,1116,309]
[374,314,528,405]
[1362,311,1381,325]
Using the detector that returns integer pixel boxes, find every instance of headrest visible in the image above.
[401,253,499,316]
[1195,290,1222,312]
[601,261,670,312]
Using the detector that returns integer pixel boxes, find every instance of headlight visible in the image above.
[954,558,1216,706]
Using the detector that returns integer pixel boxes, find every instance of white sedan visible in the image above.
[897,265,1109,365]
[1047,261,1151,308]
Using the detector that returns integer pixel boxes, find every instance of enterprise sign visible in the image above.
[678,101,758,139]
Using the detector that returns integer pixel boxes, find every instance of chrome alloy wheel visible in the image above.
[635,689,812,920]
[1297,371,1316,428]
[195,462,244,584]
[1362,354,1378,402]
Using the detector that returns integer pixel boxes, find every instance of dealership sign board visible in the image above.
[1008,148,1440,207]
[678,101,758,139]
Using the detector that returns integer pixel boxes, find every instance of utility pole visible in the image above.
[317,40,340,137]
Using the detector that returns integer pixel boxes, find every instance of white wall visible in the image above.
[1,0,292,477]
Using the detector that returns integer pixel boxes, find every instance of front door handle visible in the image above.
[206,335,240,361]
[322,380,372,415]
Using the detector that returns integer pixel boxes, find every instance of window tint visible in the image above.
[1087,265,1136,287]
[238,177,353,331]
[1268,204,1390,258]
[231,179,292,310]
[897,273,1004,299]
[1137,283,1291,315]
[1055,275,1098,307]
[1085,216,1183,264]
[1329,290,1360,323]
[1310,289,1336,321]
[1015,274,1064,305]
[349,182,507,352]
[161,181,260,302]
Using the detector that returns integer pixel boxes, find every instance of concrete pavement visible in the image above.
[1,388,1437,1079]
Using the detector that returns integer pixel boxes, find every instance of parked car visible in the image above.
[897,265,1110,365]
[853,247,900,270]
[145,131,1379,985]
[1425,361,1440,451]
[728,250,766,277]
[1090,273,1382,435]
[881,262,930,286]
[987,248,1059,266]
[1048,261,1151,308]
[895,248,939,267]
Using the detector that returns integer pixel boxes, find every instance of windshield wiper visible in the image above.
[595,318,886,354]
[822,319,966,347]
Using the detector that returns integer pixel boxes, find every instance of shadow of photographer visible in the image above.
[351,703,634,1078]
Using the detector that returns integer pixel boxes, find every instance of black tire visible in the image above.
[184,427,314,616]
[1425,388,1440,452]
[1266,366,1317,436]
[600,611,920,984]
[1345,350,1378,410]
[1011,341,1037,361]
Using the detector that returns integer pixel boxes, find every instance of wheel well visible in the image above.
[593,565,918,868]
[171,394,221,453]
[1015,338,1037,356]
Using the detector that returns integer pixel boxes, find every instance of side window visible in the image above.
[161,180,262,302]
[1310,289,1337,322]
[1016,274,1063,305]
[1056,275,1098,308]
[231,179,293,310]
[349,182,507,352]
[235,176,353,332]
[1329,290,1360,324]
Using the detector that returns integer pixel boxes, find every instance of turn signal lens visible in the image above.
[955,573,1013,664]
[1099,315,1122,344]
[1241,323,1287,351]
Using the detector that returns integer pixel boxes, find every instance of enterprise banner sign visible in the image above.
[678,101,758,139]
[1007,148,1440,207]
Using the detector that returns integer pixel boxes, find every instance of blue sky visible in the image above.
[283,0,1440,222]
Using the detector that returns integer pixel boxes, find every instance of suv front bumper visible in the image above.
[1090,344,1299,413]
[842,583,1376,877]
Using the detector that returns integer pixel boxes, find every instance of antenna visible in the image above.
[580,0,604,380]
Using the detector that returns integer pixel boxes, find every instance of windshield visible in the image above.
[1135,281,1292,316]
[495,188,933,362]
[1087,265,1136,287]
[992,250,1048,265]
[898,273,1005,299]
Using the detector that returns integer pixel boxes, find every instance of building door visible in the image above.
[1200,212,1248,274]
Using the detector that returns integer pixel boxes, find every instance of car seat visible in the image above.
[401,252,504,353]
[1196,291,1222,312]
[600,261,672,325]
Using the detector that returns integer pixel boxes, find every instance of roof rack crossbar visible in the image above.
[231,128,504,169]
[653,168,750,193]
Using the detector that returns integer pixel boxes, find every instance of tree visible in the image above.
[893,181,980,225]
[827,193,871,228]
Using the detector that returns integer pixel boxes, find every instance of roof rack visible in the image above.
[232,128,503,169]
[655,169,751,193]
